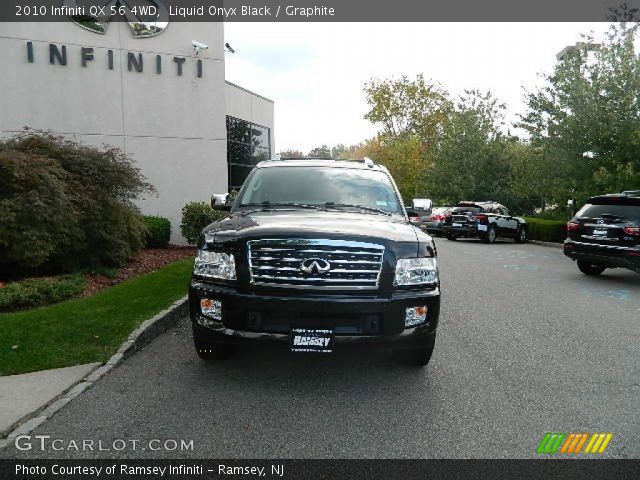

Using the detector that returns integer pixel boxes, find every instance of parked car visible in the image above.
[190,158,441,366]
[442,201,527,244]
[424,206,452,235]
[564,191,640,275]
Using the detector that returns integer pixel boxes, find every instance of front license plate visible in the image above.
[452,222,462,227]
[290,328,333,353]
[477,224,487,232]
[593,229,608,236]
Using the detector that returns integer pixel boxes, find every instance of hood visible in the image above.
[205,210,421,244]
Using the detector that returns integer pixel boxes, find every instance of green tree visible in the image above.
[278,149,304,159]
[363,74,450,146]
[307,145,332,158]
[427,90,513,205]
[519,23,640,204]
[356,136,427,202]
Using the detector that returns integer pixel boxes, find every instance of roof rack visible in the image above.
[268,157,377,166]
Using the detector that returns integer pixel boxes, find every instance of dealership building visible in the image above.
[0,21,274,242]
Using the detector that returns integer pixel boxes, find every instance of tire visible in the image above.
[446,233,457,241]
[514,226,528,243]
[481,225,497,244]
[577,261,606,276]
[193,325,235,360]
[393,334,436,366]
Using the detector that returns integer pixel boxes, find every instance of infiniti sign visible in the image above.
[300,258,331,274]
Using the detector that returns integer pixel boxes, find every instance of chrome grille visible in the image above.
[248,239,385,290]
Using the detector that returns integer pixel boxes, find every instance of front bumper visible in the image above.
[189,281,440,349]
[564,240,640,271]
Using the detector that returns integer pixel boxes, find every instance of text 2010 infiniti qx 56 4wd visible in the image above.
[189,158,441,366]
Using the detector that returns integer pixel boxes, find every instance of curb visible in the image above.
[0,295,188,449]
[529,240,563,249]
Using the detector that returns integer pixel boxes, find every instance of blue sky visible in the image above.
[224,23,611,153]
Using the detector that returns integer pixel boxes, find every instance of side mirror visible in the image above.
[211,193,231,212]
[406,209,421,224]
[412,198,433,215]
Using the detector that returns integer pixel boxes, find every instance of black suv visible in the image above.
[189,159,441,366]
[564,191,640,275]
[443,201,527,244]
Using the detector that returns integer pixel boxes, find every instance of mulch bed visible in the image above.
[81,245,195,297]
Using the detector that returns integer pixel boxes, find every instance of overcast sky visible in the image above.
[224,22,612,153]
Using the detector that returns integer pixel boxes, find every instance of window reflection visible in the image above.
[226,116,271,190]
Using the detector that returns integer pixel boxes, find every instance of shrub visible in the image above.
[144,216,171,248]
[180,202,227,244]
[0,274,86,311]
[0,131,154,274]
[525,217,567,243]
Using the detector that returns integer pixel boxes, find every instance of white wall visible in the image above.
[0,21,226,243]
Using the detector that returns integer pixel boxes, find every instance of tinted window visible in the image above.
[238,167,402,214]
[452,206,483,214]
[226,116,271,190]
[576,203,640,221]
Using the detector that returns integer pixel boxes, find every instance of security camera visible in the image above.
[192,40,208,56]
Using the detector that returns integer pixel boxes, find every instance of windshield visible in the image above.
[237,166,403,214]
[576,203,640,221]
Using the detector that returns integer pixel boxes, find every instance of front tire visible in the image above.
[393,335,436,366]
[514,226,528,243]
[445,233,457,241]
[481,225,497,244]
[577,261,606,276]
[193,325,235,360]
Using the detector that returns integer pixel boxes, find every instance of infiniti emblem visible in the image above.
[300,258,331,274]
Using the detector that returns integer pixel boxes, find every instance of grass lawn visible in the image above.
[0,258,193,376]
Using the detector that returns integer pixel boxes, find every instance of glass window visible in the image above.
[576,203,640,221]
[237,166,402,214]
[228,141,251,165]
[251,124,270,149]
[452,206,483,214]
[226,116,271,191]
[227,117,250,143]
[229,165,255,190]
[251,146,270,165]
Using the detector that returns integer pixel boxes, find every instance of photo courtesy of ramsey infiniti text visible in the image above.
[189,158,441,366]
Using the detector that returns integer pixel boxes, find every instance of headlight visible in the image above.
[394,257,438,286]
[194,250,236,280]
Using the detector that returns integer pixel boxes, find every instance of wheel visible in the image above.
[514,226,528,243]
[193,325,235,360]
[393,335,436,366]
[446,233,457,241]
[481,225,497,244]
[577,261,606,276]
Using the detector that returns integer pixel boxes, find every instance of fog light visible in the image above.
[405,306,427,328]
[200,298,222,320]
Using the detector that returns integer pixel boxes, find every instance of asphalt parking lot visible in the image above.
[3,239,639,459]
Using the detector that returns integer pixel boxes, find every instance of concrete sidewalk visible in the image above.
[0,363,100,438]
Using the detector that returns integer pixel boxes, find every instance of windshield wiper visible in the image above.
[323,202,392,216]
[239,201,322,210]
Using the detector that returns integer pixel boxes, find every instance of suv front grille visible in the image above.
[247,239,385,290]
